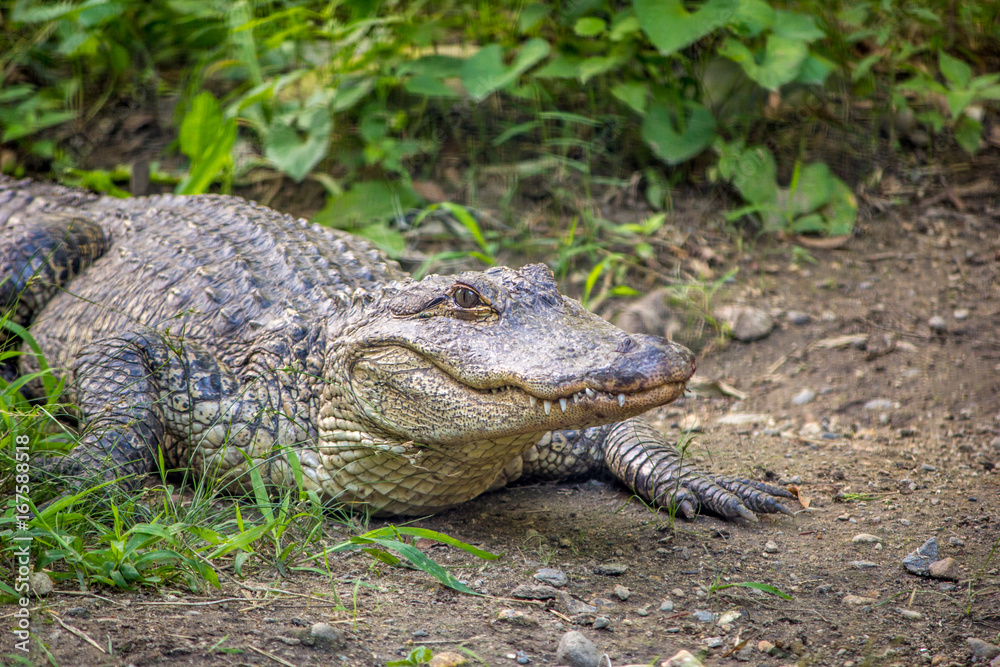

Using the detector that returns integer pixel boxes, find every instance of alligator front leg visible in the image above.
[521,418,795,520]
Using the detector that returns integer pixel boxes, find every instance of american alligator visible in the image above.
[0,177,792,518]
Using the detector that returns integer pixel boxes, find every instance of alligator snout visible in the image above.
[590,334,695,393]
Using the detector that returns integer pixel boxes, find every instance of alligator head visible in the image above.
[335,263,694,446]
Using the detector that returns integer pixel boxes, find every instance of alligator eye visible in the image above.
[453,287,481,308]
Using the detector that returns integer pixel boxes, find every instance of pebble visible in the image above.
[692,610,718,623]
[636,605,651,617]
[515,650,531,664]
[659,599,674,612]
[842,595,876,606]
[967,638,1000,662]
[496,609,537,626]
[704,637,725,648]
[928,315,947,333]
[28,571,53,596]
[903,537,939,576]
[534,568,568,587]
[864,398,896,410]
[717,304,774,342]
[429,652,469,667]
[593,616,611,630]
[792,388,816,405]
[613,585,630,601]
[671,588,685,598]
[897,608,923,620]
[928,557,959,580]
[717,610,741,625]
[593,563,627,576]
[787,310,813,325]
[850,561,878,569]
[555,631,601,667]
[953,308,969,321]
[662,649,705,667]
[511,584,560,600]
[308,622,345,648]
[851,534,882,544]
[559,592,598,615]
[948,536,965,547]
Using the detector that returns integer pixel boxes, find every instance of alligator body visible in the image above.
[0,177,791,518]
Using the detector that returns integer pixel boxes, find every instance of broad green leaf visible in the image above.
[795,53,834,86]
[609,13,641,41]
[718,34,809,91]
[579,51,630,82]
[314,180,422,230]
[533,54,583,79]
[731,0,774,35]
[356,222,407,258]
[574,17,606,36]
[633,0,739,56]
[790,162,833,215]
[332,78,374,113]
[397,55,464,78]
[953,115,982,154]
[820,177,857,236]
[405,74,461,98]
[264,109,332,182]
[944,89,975,119]
[641,101,716,165]
[938,51,972,88]
[772,10,824,41]
[611,81,649,115]
[461,39,549,101]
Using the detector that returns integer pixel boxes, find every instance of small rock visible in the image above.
[661,649,705,667]
[837,513,851,521]
[791,388,816,405]
[928,315,947,333]
[735,643,755,662]
[559,592,598,615]
[928,557,959,580]
[704,637,725,648]
[967,638,1000,662]
[864,398,896,410]
[594,563,627,576]
[593,616,611,630]
[659,599,674,612]
[28,572,53,596]
[692,610,718,623]
[308,622,345,648]
[636,605,651,617]
[897,608,923,620]
[717,610,741,625]
[276,636,300,646]
[758,640,775,653]
[903,537,939,576]
[762,540,779,553]
[671,588,685,598]
[717,304,774,342]
[534,568,568,587]
[412,629,429,638]
[851,534,882,544]
[556,631,601,667]
[511,584,560,600]
[920,463,937,472]
[953,308,969,321]
[429,652,469,667]
[613,585,630,601]
[496,609,537,626]
[842,595,876,606]
[787,311,813,325]
[850,561,878,569]
[948,536,965,547]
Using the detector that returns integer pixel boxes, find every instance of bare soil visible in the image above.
[7,181,1000,667]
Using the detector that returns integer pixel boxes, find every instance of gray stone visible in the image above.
[717,304,774,342]
[662,649,705,667]
[659,599,674,612]
[850,560,878,569]
[593,563,627,576]
[851,534,882,544]
[787,311,813,325]
[692,610,718,623]
[496,609,538,627]
[593,616,611,630]
[903,537,938,576]
[511,584,560,600]
[792,389,816,405]
[967,638,1000,661]
[559,592,598,615]
[533,568,568,587]
[28,571,53,596]
[555,631,601,667]
[307,622,345,648]
[928,315,947,333]
[613,585,630,601]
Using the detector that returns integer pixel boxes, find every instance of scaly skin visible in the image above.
[0,177,792,518]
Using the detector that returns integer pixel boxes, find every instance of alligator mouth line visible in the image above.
[479,383,687,415]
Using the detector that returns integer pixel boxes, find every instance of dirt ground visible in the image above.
[6,181,1000,667]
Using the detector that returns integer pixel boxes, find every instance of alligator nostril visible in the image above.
[616,336,636,354]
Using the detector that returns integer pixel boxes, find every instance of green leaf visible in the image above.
[953,114,982,155]
[405,74,461,98]
[574,17,606,36]
[177,92,236,195]
[731,0,774,35]
[314,180,422,230]
[641,101,716,165]
[609,14,641,41]
[355,222,407,258]
[938,51,972,88]
[790,162,833,215]
[819,177,857,236]
[461,39,550,101]
[944,89,975,119]
[772,10,824,41]
[633,0,739,56]
[718,34,809,91]
[611,81,649,115]
[519,3,550,32]
[711,581,793,599]
[263,108,332,182]
[533,54,583,79]
[795,53,834,86]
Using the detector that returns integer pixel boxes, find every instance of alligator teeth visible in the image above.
[543,400,552,415]
[618,393,626,407]
[585,387,596,399]
[529,396,537,408]
[573,392,580,403]
[559,398,568,412]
